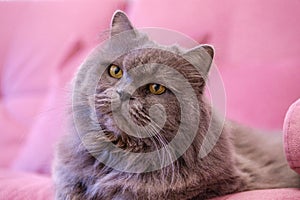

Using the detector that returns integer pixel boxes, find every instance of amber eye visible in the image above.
[108,64,123,79]
[149,83,166,95]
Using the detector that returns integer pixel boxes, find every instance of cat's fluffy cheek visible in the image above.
[104,117,122,136]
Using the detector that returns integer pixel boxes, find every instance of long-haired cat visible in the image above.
[53,11,300,200]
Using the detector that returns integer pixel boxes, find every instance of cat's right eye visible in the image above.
[149,83,166,95]
[108,64,123,79]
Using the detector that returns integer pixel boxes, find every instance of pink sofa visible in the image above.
[1,1,299,199]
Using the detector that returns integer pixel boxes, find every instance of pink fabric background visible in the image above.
[0,0,299,199]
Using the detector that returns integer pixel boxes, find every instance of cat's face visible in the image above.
[72,11,214,172]
[96,48,194,151]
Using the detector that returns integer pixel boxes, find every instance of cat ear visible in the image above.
[110,10,135,37]
[183,45,214,77]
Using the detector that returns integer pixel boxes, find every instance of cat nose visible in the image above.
[116,90,131,101]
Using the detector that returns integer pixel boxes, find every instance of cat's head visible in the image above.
[72,11,214,172]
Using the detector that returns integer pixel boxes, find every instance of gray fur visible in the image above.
[53,11,300,200]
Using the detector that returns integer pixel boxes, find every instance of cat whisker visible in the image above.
[148,120,177,188]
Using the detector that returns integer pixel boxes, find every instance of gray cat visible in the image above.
[53,11,300,200]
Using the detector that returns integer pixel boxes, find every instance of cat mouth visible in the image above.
[109,97,151,126]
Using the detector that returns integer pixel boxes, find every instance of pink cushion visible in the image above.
[0,95,45,168]
[220,62,300,130]
[0,169,53,200]
[128,0,215,42]
[283,99,300,174]
[0,0,126,95]
[212,188,300,200]
[0,169,299,200]
[128,0,300,66]
[11,45,91,174]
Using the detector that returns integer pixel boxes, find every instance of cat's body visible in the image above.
[231,121,300,190]
[53,11,300,200]
[53,121,300,199]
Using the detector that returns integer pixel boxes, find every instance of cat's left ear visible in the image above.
[110,10,135,37]
[183,45,214,78]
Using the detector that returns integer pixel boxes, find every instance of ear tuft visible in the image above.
[110,10,134,37]
[202,45,214,60]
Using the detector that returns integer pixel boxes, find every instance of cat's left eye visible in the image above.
[149,83,166,95]
[108,64,123,79]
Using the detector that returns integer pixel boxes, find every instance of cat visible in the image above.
[53,10,300,200]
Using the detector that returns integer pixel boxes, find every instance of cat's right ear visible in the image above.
[183,45,214,78]
[110,10,135,37]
